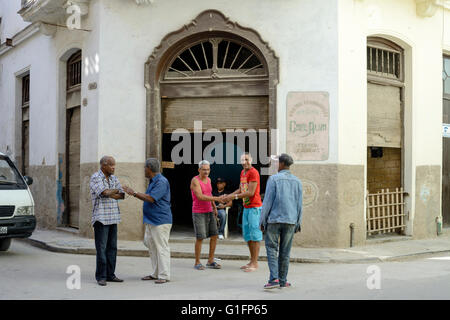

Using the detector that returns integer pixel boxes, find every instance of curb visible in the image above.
[19,238,450,264]
[21,238,325,263]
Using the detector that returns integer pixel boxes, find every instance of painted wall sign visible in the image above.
[287,92,329,161]
[302,179,319,207]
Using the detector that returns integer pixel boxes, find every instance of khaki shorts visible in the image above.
[192,212,218,240]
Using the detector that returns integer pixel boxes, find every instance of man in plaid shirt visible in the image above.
[90,156,125,286]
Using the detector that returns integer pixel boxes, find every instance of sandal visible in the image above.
[194,263,205,270]
[141,275,157,280]
[155,279,169,284]
[206,261,222,269]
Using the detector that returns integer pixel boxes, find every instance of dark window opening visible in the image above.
[67,50,82,89]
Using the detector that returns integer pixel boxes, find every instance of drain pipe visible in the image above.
[436,217,442,236]
[349,223,355,247]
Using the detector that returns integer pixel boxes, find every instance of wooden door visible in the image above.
[22,120,29,176]
[67,106,81,228]
[443,82,450,225]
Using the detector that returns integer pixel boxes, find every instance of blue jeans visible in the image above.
[264,223,296,286]
[94,221,118,281]
[217,209,226,236]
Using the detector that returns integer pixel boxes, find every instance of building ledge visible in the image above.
[18,0,89,24]
[416,0,450,17]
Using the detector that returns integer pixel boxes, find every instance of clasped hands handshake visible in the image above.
[214,194,235,204]
[122,185,135,196]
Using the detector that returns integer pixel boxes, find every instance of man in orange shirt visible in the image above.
[224,153,262,272]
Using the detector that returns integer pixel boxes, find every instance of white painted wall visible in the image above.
[96,0,339,164]
[1,0,448,170]
[0,0,101,166]
[53,0,101,165]
[445,9,450,53]
[338,0,445,166]
[338,0,449,236]
[0,30,57,166]
[0,0,30,41]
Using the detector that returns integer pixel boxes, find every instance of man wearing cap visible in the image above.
[260,153,303,289]
[212,177,232,240]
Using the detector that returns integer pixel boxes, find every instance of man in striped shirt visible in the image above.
[90,156,125,286]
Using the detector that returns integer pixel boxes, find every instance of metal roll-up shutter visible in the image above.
[162,96,269,133]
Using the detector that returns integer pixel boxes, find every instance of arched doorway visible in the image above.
[145,10,278,230]
[57,48,82,228]
[366,37,406,237]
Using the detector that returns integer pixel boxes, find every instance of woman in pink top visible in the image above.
[190,160,224,270]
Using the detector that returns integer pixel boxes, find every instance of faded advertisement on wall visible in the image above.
[287,92,329,161]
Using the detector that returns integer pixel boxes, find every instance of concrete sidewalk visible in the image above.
[19,227,450,264]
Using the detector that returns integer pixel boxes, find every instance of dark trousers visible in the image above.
[94,221,118,281]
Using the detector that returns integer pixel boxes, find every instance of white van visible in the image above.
[0,152,36,251]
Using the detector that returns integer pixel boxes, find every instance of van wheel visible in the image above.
[0,238,12,251]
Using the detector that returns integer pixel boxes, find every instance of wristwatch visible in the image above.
[133,192,137,197]
[234,194,238,200]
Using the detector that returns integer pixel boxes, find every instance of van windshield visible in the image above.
[0,156,27,190]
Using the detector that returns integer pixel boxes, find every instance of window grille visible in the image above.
[444,56,450,96]
[367,39,403,81]
[67,50,82,89]
[22,74,30,106]
[165,38,266,80]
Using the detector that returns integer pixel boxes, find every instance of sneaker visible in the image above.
[263,279,280,289]
[97,280,107,286]
[218,235,224,240]
[279,282,292,289]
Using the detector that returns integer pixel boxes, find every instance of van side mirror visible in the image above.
[24,176,33,186]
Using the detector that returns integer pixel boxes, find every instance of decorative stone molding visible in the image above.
[63,0,89,15]
[416,0,450,17]
[39,22,57,36]
[0,22,40,56]
[19,0,89,24]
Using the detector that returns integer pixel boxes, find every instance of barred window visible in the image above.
[22,74,29,106]
[67,50,82,89]
[367,38,403,81]
[165,38,266,80]
[444,56,450,96]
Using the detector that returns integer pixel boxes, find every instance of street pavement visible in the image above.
[2,240,450,300]
[21,227,450,263]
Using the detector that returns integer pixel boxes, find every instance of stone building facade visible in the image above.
[1,0,449,247]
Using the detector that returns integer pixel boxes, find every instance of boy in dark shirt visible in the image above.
[212,177,232,239]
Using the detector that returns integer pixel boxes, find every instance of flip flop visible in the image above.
[206,261,222,269]
[240,264,251,270]
[141,275,157,280]
[155,279,170,284]
[194,263,205,270]
[243,267,258,272]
